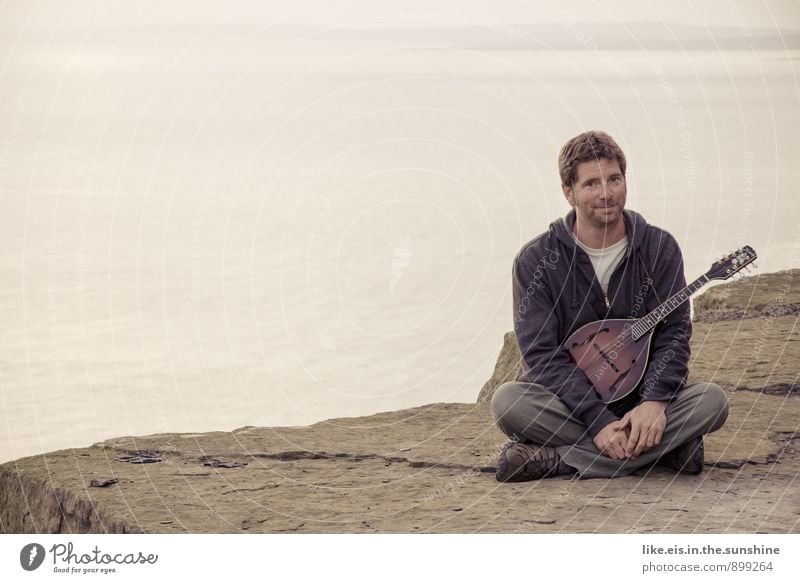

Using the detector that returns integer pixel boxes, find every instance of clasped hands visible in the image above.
[593,400,668,460]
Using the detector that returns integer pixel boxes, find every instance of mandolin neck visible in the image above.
[631,275,710,340]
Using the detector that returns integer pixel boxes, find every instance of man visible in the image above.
[491,130,729,481]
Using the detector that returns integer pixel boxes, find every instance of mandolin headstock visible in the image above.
[705,246,758,281]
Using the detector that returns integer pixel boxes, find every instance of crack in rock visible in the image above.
[736,384,800,397]
[199,456,247,469]
[221,484,279,495]
[693,303,800,323]
[229,450,497,473]
[114,450,162,464]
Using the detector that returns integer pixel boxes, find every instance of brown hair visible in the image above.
[558,130,627,187]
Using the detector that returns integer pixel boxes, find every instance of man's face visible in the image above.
[562,157,626,230]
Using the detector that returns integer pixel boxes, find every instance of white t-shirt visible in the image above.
[573,234,628,293]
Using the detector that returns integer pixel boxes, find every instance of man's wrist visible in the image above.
[586,409,620,438]
[640,399,668,407]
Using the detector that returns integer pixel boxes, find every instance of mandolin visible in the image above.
[566,246,757,403]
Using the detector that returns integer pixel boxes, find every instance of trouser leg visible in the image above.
[491,381,729,479]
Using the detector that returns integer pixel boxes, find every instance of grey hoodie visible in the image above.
[512,209,691,438]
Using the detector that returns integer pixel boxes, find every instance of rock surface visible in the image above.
[1,271,798,533]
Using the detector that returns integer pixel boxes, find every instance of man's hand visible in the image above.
[619,400,668,460]
[593,420,630,460]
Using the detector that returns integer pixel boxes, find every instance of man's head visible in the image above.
[558,130,626,188]
[559,131,628,233]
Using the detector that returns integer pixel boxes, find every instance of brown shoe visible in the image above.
[496,442,573,482]
[658,436,704,475]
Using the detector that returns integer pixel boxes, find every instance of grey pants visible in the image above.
[491,381,729,479]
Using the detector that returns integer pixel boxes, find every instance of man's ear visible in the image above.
[562,183,575,207]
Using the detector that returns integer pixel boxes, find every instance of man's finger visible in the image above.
[618,432,632,459]
[619,412,631,426]
[653,425,664,446]
[625,423,642,457]
[634,430,654,457]
[604,435,620,459]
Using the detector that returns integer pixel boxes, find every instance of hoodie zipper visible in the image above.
[600,248,631,314]
[576,250,616,314]
[563,210,634,315]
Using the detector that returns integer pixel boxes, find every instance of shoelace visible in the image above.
[524,445,558,473]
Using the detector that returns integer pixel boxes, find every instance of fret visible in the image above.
[632,275,710,340]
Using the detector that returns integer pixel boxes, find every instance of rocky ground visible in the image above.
[1,271,798,533]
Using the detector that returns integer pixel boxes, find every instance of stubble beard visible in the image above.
[589,204,622,228]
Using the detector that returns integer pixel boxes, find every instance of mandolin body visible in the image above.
[566,318,653,403]
[563,246,756,403]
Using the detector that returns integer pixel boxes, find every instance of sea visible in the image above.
[1,13,798,463]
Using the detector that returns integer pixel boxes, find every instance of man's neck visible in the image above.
[573,219,626,249]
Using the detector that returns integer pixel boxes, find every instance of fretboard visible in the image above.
[631,275,710,339]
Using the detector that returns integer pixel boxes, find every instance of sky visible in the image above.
[2,0,798,33]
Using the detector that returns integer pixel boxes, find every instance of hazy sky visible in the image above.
[264,0,800,29]
[2,0,798,32]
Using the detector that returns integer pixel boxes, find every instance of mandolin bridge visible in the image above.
[592,342,620,373]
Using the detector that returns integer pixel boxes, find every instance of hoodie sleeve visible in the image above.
[512,250,619,438]
[638,232,691,402]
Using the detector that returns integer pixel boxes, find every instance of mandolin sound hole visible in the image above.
[571,328,609,348]
[610,370,631,393]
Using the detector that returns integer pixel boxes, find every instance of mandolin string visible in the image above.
[572,278,705,369]
[572,272,733,374]
[568,251,754,389]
